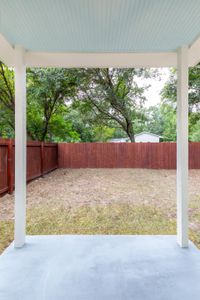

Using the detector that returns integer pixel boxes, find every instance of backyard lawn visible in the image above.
[1,168,200,253]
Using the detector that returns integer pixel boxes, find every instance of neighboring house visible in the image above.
[109,138,130,143]
[135,132,160,143]
[110,132,161,143]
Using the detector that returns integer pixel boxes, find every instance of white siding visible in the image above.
[135,133,159,143]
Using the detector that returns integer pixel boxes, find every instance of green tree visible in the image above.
[160,66,200,141]
[93,126,115,142]
[27,68,78,141]
[73,68,150,142]
[0,63,161,143]
[143,105,164,136]
[66,108,96,142]
[0,62,15,137]
[0,63,81,141]
[160,103,176,141]
[190,120,200,141]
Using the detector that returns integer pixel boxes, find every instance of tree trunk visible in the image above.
[129,134,135,142]
[41,117,50,141]
[126,121,135,142]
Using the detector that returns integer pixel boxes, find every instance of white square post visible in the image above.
[177,46,189,248]
[14,46,27,248]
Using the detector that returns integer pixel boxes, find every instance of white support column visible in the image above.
[14,46,26,248]
[177,46,189,248]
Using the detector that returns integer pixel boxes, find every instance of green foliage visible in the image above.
[160,65,200,141]
[73,68,151,142]
[27,68,78,141]
[0,62,15,137]
[66,109,95,142]
[0,105,14,138]
[93,126,115,142]
[1,61,200,143]
[190,120,200,141]
[160,103,176,141]
[143,106,164,136]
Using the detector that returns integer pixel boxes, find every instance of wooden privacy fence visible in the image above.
[2,141,200,195]
[0,139,58,195]
[58,142,200,169]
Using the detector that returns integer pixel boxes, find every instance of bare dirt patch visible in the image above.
[1,168,200,222]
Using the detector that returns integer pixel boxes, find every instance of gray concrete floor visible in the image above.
[0,235,200,300]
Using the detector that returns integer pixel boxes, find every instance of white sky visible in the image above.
[135,68,170,107]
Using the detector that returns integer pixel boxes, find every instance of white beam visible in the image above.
[189,35,200,66]
[14,46,26,248]
[177,46,189,248]
[0,34,14,66]
[1,32,200,68]
[25,51,177,68]
[0,33,178,68]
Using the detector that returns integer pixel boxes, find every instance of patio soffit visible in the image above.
[1,0,200,67]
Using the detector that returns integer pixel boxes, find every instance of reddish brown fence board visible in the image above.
[0,143,9,194]
[43,144,58,174]
[27,142,42,181]
[58,142,200,169]
[0,139,58,195]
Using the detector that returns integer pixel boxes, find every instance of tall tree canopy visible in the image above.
[2,62,200,143]
[0,64,152,142]
[0,65,80,141]
[159,66,200,141]
[27,68,78,141]
[0,62,15,137]
[72,68,150,142]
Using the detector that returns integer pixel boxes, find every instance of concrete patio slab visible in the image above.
[0,235,200,300]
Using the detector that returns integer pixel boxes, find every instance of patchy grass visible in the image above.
[1,168,200,253]
[190,231,200,249]
[0,203,178,253]
[0,220,14,253]
[26,203,176,235]
[1,203,199,254]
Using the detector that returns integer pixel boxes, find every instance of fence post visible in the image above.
[7,139,14,194]
[41,142,44,176]
[56,143,59,168]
